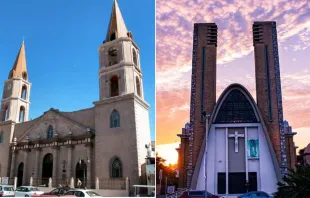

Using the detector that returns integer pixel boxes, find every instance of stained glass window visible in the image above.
[214,89,258,123]
[47,125,54,140]
[110,110,120,128]
[111,158,122,178]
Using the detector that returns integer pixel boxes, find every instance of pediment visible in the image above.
[16,109,93,143]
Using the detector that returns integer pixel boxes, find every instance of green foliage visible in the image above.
[156,153,179,194]
[274,164,310,198]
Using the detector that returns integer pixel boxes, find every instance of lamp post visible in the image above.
[203,112,211,198]
[78,157,90,188]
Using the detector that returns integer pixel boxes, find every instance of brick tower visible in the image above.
[187,23,218,187]
[252,21,287,174]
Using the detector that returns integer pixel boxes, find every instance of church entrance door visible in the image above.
[75,160,87,188]
[17,163,24,187]
[42,153,53,186]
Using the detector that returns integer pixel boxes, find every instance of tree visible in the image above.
[156,153,179,194]
[274,164,310,198]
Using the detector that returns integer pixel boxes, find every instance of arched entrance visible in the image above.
[75,160,87,188]
[42,153,53,186]
[17,163,24,187]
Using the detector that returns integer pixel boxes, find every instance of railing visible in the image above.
[98,178,126,190]
[40,178,49,187]
[166,188,187,198]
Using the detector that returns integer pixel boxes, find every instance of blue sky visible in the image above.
[0,0,155,140]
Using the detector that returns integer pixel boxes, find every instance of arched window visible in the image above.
[22,72,28,80]
[19,106,25,123]
[47,125,54,140]
[136,77,141,97]
[132,49,138,66]
[2,106,9,121]
[214,89,258,124]
[0,132,3,143]
[110,157,122,178]
[110,75,119,97]
[110,32,116,41]
[21,85,27,100]
[110,110,120,128]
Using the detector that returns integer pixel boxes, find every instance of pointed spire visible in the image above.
[9,42,28,80]
[105,0,129,42]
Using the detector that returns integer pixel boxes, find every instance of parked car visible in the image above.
[0,185,15,197]
[181,190,223,198]
[31,187,75,197]
[64,190,101,197]
[14,186,44,197]
[239,191,274,198]
[34,187,73,197]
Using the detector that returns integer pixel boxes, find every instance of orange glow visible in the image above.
[156,142,180,165]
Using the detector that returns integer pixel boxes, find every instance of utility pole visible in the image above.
[204,113,210,198]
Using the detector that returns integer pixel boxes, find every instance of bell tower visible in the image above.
[98,0,144,100]
[0,42,31,123]
[94,0,151,190]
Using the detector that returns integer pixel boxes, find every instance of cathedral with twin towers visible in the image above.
[0,0,151,191]
[177,22,297,195]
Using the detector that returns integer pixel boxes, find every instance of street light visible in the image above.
[78,157,90,188]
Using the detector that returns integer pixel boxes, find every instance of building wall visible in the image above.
[0,122,15,177]
[134,99,151,179]
[94,94,140,186]
[196,124,278,195]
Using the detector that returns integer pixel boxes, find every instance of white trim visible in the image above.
[213,123,260,128]
[245,127,248,181]
[225,127,228,194]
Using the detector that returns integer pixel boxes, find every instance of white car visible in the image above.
[14,186,44,197]
[65,190,102,197]
[0,185,15,197]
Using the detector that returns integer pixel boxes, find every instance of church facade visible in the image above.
[177,22,297,195]
[0,0,152,191]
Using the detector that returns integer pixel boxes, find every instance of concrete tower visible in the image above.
[0,42,31,123]
[253,21,287,174]
[187,23,218,187]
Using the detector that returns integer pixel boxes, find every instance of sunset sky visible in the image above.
[156,0,310,165]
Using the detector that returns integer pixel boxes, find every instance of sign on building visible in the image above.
[1,177,9,185]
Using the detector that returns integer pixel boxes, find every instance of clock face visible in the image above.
[108,47,118,57]
[7,84,12,90]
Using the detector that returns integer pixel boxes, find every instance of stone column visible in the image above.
[10,150,17,180]
[52,146,59,187]
[67,145,73,180]
[85,143,92,189]
[22,149,29,185]
[34,148,41,186]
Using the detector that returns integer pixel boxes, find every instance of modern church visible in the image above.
[0,0,152,192]
[177,22,297,196]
